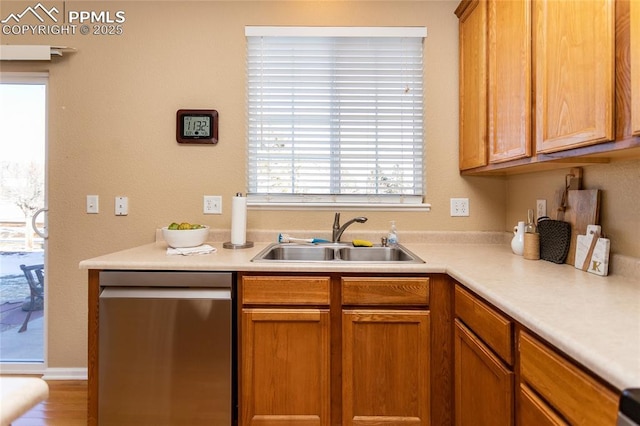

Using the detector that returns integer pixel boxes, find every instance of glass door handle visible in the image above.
[32,207,48,239]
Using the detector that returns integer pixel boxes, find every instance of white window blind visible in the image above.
[246,26,426,207]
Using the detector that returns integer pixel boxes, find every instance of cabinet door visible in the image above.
[241,308,330,426]
[518,383,568,426]
[454,320,513,426]
[632,0,640,136]
[488,0,531,163]
[458,0,488,170]
[534,0,615,153]
[342,309,430,426]
[519,331,619,425]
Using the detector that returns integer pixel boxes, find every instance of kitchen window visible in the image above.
[245,26,428,211]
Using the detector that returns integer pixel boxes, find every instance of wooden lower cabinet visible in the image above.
[454,285,514,426]
[518,331,619,425]
[241,308,331,426]
[239,274,433,426]
[239,275,620,426]
[240,275,332,426]
[454,319,514,426]
[342,309,431,426]
[518,383,567,426]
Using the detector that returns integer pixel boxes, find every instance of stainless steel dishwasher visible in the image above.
[98,271,234,425]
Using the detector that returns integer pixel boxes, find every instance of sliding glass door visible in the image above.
[0,73,47,371]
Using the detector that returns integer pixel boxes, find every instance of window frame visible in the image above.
[245,26,430,212]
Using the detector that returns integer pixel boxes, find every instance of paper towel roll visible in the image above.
[230,194,247,245]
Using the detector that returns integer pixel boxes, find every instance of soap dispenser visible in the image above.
[388,221,398,246]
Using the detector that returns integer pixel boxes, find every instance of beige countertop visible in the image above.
[0,377,49,425]
[80,231,640,392]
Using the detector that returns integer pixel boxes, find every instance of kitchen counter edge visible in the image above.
[79,240,640,392]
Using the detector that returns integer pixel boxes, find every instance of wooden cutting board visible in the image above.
[559,189,601,266]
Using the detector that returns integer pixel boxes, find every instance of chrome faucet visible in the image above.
[332,213,368,242]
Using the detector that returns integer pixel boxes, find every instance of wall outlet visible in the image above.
[204,195,222,214]
[450,198,470,217]
[86,195,99,214]
[536,199,547,220]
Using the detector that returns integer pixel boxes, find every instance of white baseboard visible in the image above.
[0,366,88,380]
[42,367,87,380]
[0,363,45,375]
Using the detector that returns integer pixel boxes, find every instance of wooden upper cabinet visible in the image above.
[488,0,531,163]
[534,0,616,153]
[457,0,488,170]
[456,0,532,169]
[632,0,640,136]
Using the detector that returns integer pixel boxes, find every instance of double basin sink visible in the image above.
[251,243,424,263]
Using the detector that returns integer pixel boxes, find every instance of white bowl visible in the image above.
[162,226,210,248]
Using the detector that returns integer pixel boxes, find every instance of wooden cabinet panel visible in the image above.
[454,320,513,426]
[242,275,330,306]
[241,308,331,426]
[457,0,488,170]
[632,0,640,136]
[342,309,430,426]
[487,0,531,163]
[518,383,567,426]
[519,331,618,425]
[454,286,513,365]
[534,0,615,153]
[341,277,429,306]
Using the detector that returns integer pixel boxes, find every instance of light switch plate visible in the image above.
[115,196,128,216]
[86,195,99,214]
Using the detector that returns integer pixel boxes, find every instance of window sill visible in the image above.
[247,202,431,212]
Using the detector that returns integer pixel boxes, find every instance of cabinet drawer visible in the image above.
[455,285,513,365]
[519,331,618,425]
[341,277,429,306]
[242,276,330,306]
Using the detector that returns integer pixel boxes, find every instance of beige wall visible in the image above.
[1,0,636,370]
[505,159,640,259]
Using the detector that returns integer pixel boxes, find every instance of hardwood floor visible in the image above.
[12,380,87,425]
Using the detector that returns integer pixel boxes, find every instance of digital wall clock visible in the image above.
[176,109,219,144]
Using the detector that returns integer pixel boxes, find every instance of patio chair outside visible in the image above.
[18,264,44,333]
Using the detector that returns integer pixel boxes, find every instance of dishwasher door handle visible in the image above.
[100,287,231,300]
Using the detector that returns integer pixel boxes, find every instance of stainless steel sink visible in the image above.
[338,246,418,262]
[251,243,424,263]
[254,245,336,261]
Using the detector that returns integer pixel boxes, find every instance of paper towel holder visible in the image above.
[223,241,254,249]
[223,193,254,249]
